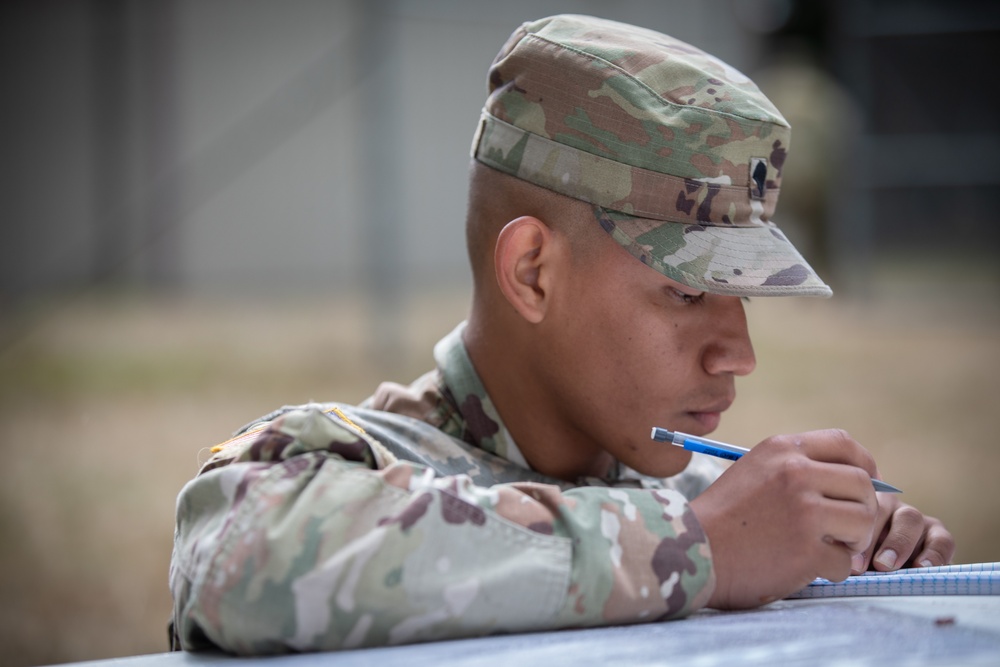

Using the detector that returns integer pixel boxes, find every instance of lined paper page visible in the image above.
[787,562,1000,598]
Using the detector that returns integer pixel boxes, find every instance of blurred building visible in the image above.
[1,0,997,304]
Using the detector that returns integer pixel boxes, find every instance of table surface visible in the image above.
[63,596,1000,667]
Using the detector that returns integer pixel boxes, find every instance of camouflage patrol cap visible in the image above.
[471,14,832,297]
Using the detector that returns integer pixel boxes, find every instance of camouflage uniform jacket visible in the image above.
[170,322,721,655]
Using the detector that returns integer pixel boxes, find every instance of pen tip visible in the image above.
[873,479,903,493]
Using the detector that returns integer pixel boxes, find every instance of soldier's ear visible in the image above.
[494,216,562,324]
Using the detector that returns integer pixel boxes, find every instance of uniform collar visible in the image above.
[433,321,531,469]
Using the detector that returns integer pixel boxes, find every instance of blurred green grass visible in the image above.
[0,259,998,666]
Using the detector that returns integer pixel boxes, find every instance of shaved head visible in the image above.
[465,161,603,299]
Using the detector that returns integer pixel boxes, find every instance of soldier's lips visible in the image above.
[686,411,721,433]
[684,401,732,433]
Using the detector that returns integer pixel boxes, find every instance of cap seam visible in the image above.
[477,113,780,224]
[521,32,789,130]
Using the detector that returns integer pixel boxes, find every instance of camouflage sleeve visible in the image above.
[170,406,715,654]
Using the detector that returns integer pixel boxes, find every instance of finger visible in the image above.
[910,520,956,568]
[796,461,879,553]
[817,497,879,555]
[853,495,898,573]
[761,446,876,507]
[791,429,880,480]
[851,551,867,574]
[773,459,878,556]
[810,460,879,507]
[871,504,926,571]
[815,536,855,583]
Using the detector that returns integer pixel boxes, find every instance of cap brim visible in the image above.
[595,207,833,298]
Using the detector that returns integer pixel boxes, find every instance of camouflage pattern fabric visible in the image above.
[170,323,720,654]
[472,14,832,297]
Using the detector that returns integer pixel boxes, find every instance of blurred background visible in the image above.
[1,0,998,664]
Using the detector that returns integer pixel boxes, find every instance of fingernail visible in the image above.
[919,559,933,568]
[875,549,898,569]
[851,553,865,573]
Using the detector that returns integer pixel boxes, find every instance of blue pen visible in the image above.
[650,427,902,493]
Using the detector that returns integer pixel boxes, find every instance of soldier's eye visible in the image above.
[671,288,705,305]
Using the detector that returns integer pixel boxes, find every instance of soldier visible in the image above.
[169,14,954,654]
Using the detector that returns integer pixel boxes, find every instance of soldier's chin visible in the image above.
[631,448,692,478]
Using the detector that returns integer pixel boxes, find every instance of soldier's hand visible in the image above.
[689,429,880,609]
[850,493,955,573]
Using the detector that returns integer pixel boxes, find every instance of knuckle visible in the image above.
[776,455,811,489]
[927,526,957,560]
[825,429,877,471]
[922,547,944,562]
[760,433,796,452]
[895,505,923,528]
[829,428,853,444]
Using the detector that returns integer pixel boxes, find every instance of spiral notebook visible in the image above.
[787,562,1000,598]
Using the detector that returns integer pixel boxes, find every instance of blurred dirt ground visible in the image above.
[1,259,998,666]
